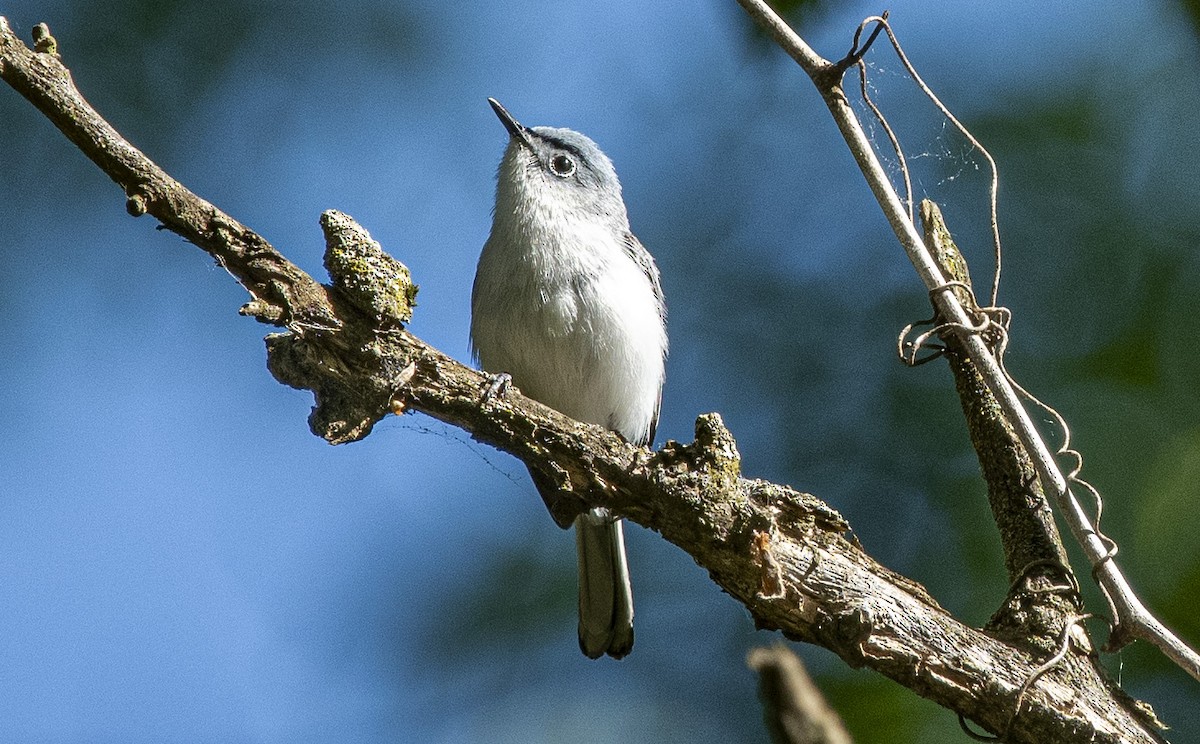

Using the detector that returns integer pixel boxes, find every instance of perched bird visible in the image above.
[470,99,668,659]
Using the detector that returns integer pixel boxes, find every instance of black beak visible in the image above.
[488,98,535,149]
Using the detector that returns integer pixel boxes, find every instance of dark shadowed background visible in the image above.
[3,0,1200,741]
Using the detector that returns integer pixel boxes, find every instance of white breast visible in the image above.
[471,215,666,445]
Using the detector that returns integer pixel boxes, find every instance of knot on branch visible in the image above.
[125,192,148,217]
[645,413,752,542]
[986,560,1084,656]
[657,413,742,492]
[32,23,58,57]
[265,211,419,445]
[321,209,418,326]
[692,412,741,476]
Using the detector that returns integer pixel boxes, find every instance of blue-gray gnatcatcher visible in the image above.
[471,99,668,659]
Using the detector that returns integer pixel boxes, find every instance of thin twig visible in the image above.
[734,0,1200,683]
[865,17,1004,308]
[0,19,336,331]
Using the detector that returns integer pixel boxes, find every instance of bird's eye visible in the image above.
[549,154,576,177]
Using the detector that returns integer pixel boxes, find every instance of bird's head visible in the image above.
[487,98,628,227]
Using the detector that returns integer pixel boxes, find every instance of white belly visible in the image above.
[471,223,666,445]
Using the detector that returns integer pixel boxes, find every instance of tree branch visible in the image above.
[915,200,1081,655]
[0,15,1168,742]
[733,0,1200,682]
[0,20,336,331]
[748,644,853,744]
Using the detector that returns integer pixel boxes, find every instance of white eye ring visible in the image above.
[549,154,576,177]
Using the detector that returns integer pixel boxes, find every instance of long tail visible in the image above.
[575,508,634,659]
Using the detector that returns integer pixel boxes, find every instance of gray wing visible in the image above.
[623,232,666,447]
[645,392,661,448]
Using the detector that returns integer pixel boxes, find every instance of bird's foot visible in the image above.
[479,372,512,404]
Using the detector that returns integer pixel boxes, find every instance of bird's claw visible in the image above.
[480,372,512,404]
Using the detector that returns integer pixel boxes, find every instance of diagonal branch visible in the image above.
[748,644,854,744]
[0,16,1168,743]
[0,20,336,331]
[733,0,1200,684]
